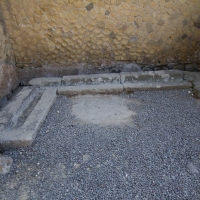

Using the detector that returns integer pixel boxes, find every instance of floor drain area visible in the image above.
[0,87,57,150]
[0,87,44,130]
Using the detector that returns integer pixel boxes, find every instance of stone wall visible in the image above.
[0,5,19,101]
[0,0,200,74]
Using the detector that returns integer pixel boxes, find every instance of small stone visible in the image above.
[187,162,199,174]
[142,66,152,71]
[173,64,184,71]
[105,10,110,15]
[149,64,156,70]
[74,163,80,169]
[167,63,176,69]
[86,2,94,12]
[194,22,200,29]
[185,63,198,72]
[109,31,116,40]
[0,155,13,175]
[83,154,90,162]
[158,19,165,26]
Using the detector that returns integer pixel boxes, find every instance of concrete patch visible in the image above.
[72,95,136,127]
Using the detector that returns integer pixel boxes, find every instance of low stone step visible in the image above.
[193,82,200,98]
[183,71,200,82]
[121,70,184,84]
[0,87,57,150]
[29,77,61,86]
[62,73,120,86]
[0,87,37,126]
[123,81,192,92]
[58,84,124,96]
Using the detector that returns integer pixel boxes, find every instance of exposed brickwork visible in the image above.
[0,0,200,68]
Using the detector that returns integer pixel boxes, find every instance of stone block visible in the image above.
[185,64,198,72]
[0,155,13,175]
[0,63,19,99]
[29,77,62,86]
[0,87,57,150]
[193,82,200,98]
[58,84,124,96]
[183,72,200,82]
[120,70,184,84]
[62,73,120,86]
[123,81,192,92]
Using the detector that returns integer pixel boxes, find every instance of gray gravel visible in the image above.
[0,89,200,200]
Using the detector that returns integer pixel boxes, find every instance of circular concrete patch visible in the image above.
[72,95,136,126]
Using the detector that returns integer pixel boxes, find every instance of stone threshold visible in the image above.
[0,70,199,150]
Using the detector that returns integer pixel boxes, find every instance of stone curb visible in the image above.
[120,70,184,84]
[0,87,57,150]
[193,82,200,98]
[0,87,33,125]
[58,84,124,96]
[62,73,120,86]
[183,71,200,82]
[29,77,62,87]
[123,81,192,92]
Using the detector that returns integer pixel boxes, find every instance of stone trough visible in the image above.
[0,70,199,150]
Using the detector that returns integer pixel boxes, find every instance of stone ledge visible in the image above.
[0,87,57,150]
[29,77,62,86]
[58,84,124,96]
[183,71,200,82]
[193,82,200,98]
[62,73,120,86]
[0,62,19,99]
[120,70,184,84]
[123,81,192,92]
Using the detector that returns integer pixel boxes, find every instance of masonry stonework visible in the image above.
[0,0,200,75]
[0,5,19,100]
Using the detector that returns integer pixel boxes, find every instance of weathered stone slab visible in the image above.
[58,84,124,96]
[0,87,33,126]
[0,155,13,175]
[121,70,184,84]
[62,73,120,86]
[123,81,192,92]
[29,77,61,86]
[0,87,57,150]
[183,72,200,82]
[0,63,19,99]
[193,82,200,98]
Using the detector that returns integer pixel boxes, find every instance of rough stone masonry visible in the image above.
[1,0,200,67]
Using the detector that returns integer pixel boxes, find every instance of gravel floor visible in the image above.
[0,89,200,200]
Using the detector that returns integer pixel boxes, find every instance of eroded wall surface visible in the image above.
[1,0,200,68]
[0,6,19,100]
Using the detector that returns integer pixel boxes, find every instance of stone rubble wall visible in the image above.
[0,5,19,102]
[0,0,200,71]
